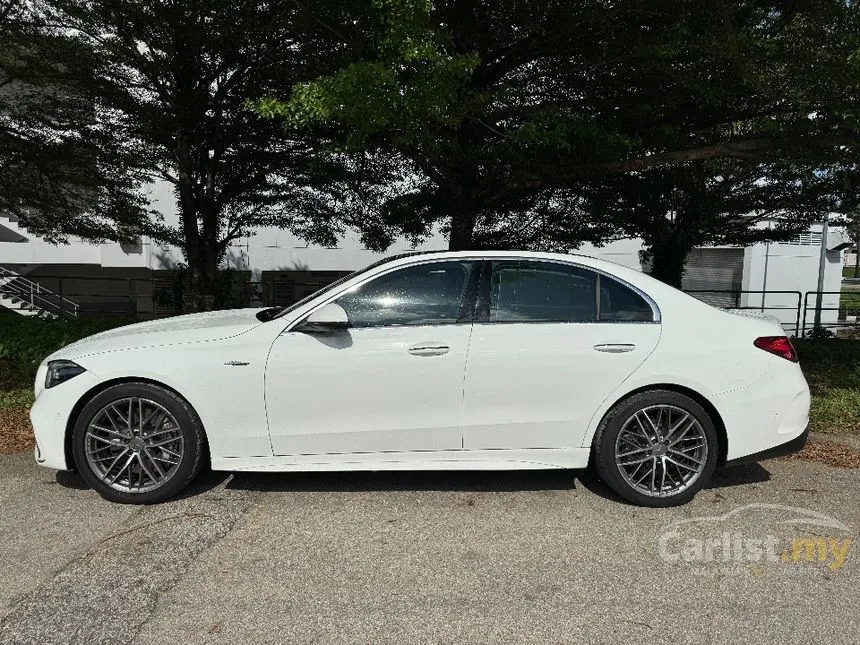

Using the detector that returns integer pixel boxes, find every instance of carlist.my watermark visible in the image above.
[657,503,854,574]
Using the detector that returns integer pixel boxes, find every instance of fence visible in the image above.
[800,291,860,337]
[684,289,860,338]
[684,290,803,337]
[7,272,860,339]
[10,274,332,318]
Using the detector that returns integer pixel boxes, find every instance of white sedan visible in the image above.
[30,251,810,506]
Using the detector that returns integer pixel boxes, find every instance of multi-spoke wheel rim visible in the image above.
[85,397,183,493]
[614,404,708,498]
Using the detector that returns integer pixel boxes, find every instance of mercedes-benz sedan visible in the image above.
[30,251,810,506]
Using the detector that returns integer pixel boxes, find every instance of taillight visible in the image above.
[754,336,798,362]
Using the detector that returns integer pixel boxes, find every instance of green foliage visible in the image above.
[795,339,860,394]
[581,159,833,286]
[0,0,155,243]
[154,266,262,314]
[257,0,860,256]
[795,338,860,434]
[805,326,837,341]
[0,313,132,367]
[0,386,34,410]
[8,0,363,306]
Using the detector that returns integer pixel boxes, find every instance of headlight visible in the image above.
[45,360,86,389]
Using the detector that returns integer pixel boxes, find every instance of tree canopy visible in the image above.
[4,0,860,299]
[257,0,858,262]
[10,0,367,306]
[0,0,151,243]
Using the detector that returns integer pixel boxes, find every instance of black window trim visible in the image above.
[479,258,661,325]
[285,255,661,333]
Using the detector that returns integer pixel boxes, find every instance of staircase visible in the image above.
[0,266,80,318]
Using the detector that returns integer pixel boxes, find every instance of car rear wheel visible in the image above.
[593,390,719,507]
[72,382,206,504]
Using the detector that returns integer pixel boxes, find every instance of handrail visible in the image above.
[0,266,80,318]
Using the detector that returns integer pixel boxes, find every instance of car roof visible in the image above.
[379,249,620,272]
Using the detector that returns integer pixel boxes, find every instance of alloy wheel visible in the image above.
[614,404,708,498]
[84,397,184,493]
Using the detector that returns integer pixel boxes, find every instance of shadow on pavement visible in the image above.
[55,461,771,502]
[226,469,580,493]
[55,468,232,500]
[710,462,771,488]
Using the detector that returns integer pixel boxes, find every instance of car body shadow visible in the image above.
[576,462,772,504]
[56,462,772,502]
[226,469,580,493]
[55,468,233,501]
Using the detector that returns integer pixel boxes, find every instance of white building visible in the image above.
[0,181,848,335]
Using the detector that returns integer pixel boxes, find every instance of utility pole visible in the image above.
[813,213,829,329]
[761,220,773,313]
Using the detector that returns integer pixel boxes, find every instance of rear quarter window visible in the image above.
[599,276,655,322]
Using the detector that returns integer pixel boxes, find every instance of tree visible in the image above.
[257,0,854,257]
[581,160,834,287]
[32,0,356,307]
[0,0,151,242]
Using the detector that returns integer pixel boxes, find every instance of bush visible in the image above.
[794,338,860,394]
[0,313,133,367]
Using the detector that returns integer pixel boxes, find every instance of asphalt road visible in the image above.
[0,451,857,644]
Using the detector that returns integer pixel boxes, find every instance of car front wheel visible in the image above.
[593,390,719,507]
[72,382,206,504]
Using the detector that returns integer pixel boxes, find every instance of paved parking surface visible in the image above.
[0,451,857,644]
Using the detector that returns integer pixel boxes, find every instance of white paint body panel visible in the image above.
[265,325,472,454]
[30,250,809,475]
[463,322,660,449]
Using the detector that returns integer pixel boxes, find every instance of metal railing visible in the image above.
[801,291,860,337]
[0,266,80,318]
[6,274,277,318]
[684,290,803,337]
[684,288,860,338]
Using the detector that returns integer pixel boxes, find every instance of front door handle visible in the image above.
[408,343,450,357]
[593,343,636,353]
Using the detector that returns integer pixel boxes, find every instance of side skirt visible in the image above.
[211,448,591,473]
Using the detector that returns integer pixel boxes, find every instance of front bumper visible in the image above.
[30,370,99,471]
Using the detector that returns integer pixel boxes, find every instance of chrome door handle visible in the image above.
[408,343,450,356]
[593,343,636,353]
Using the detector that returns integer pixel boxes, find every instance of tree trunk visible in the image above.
[648,239,689,290]
[448,209,477,250]
[854,239,859,278]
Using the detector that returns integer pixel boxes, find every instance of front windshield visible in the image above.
[267,252,428,320]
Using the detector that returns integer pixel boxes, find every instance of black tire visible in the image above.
[72,382,206,504]
[593,390,719,507]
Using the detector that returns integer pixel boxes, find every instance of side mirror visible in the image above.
[298,303,349,333]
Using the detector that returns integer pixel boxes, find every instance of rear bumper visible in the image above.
[724,426,809,466]
[713,363,810,462]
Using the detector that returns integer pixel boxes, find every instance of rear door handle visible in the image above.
[408,343,450,357]
[593,343,636,353]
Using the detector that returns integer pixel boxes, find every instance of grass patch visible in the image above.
[808,388,860,434]
[0,387,35,410]
[0,314,131,453]
[794,339,860,435]
[840,288,860,313]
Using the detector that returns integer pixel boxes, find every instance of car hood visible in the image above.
[51,308,268,360]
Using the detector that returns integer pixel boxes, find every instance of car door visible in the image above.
[462,259,661,450]
[266,259,479,455]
